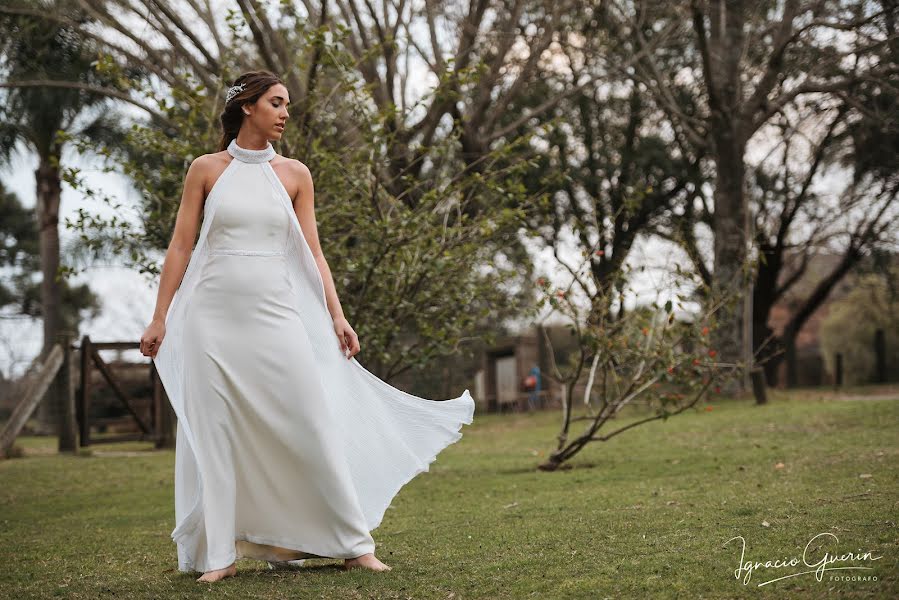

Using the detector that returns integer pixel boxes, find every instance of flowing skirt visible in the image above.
[181,252,376,571]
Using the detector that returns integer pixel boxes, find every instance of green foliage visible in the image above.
[0,181,100,332]
[307,126,535,376]
[820,268,899,385]
[537,251,735,405]
[60,25,540,380]
[531,242,744,469]
[0,181,38,309]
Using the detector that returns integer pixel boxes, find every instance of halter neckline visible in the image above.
[227,138,276,163]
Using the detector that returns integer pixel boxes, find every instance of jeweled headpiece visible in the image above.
[225,83,246,104]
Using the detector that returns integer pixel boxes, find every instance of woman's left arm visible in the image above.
[289,160,360,359]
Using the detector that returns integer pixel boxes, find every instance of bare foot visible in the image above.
[343,553,392,572]
[196,562,237,582]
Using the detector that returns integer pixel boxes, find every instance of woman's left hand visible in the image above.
[333,317,360,359]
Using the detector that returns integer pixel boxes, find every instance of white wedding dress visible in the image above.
[152,139,476,573]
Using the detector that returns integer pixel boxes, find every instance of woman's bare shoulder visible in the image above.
[186,151,232,197]
[274,155,311,180]
[272,153,307,168]
[271,156,312,204]
[190,150,231,170]
[269,154,309,183]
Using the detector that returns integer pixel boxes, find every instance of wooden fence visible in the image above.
[1,333,174,456]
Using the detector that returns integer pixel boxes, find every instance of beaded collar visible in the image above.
[227,138,276,163]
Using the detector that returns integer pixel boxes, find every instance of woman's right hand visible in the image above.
[141,319,166,358]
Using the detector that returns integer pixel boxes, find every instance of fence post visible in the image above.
[0,345,63,456]
[78,335,92,446]
[874,329,886,384]
[57,332,77,452]
[834,352,843,388]
[750,368,767,405]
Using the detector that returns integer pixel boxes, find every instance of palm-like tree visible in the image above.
[0,0,135,429]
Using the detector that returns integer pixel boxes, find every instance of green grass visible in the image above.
[1,388,897,599]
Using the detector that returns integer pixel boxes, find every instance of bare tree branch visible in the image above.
[0,79,172,125]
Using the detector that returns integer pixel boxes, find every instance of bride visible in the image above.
[139,70,475,583]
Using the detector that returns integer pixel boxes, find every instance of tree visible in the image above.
[819,265,899,385]
[603,0,897,392]
[56,24,541,386]
[1,1,605,200]
[0,0,131,428]
[749,104,897,387]
[646,4,899,387]
[4,1,713,385]
[531,248,738,471]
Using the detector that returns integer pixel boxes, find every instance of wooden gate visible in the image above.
[77,335,174,447]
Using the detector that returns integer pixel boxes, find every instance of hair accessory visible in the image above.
[225,83,246,104]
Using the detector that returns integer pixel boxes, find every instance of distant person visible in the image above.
[524,365,541,410]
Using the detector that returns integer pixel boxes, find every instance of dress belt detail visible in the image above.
[208,248,286,256]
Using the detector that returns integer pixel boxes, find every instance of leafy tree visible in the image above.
[603,0,896,391]
[532,250,739,471]
[748,105,897,387]
[819,266,899,385]
[61,26,536,383]
[0,181,100,383]
[0,0,132,426]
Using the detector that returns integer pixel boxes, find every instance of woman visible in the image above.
[140,70,475,583]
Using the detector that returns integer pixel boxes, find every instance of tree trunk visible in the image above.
[710,135,749,393]
[703,0,751,395]
[35,153,63,432]
[762,340,784,387]
[752,250,782,386]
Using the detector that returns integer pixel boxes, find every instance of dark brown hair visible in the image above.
[217,70,285,151]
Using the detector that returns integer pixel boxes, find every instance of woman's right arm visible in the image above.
[140,157,208,357]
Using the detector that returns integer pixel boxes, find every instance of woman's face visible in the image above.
[244,83,290,141]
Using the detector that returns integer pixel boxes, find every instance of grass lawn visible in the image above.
[1,386,897,599]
